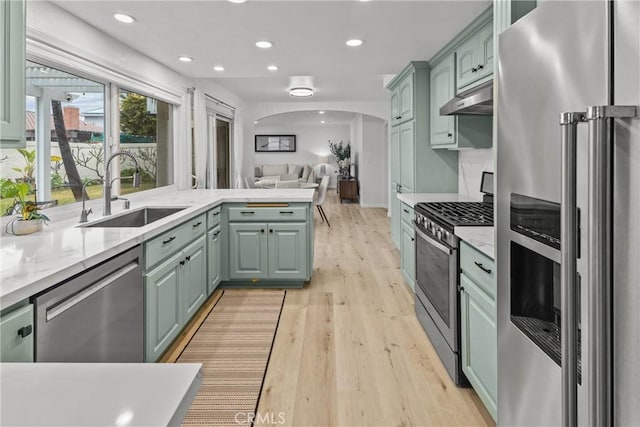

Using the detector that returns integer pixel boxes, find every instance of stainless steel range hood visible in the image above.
[439,82,493,116]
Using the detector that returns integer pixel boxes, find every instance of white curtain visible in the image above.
[232,108,244,188]
[193,89,208,189]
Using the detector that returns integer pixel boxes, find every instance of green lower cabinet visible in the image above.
[0,304,34,362]
[268,223,308,280]
[460,273,497,420]
[229,222,269,279]
[207,226,222,295]
[145,252,182,362]
[400,219,415,291]
[180,236,207,324]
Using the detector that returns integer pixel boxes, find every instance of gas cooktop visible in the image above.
[415,201,494,229]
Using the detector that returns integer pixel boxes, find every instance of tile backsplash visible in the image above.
[459,148,494,200]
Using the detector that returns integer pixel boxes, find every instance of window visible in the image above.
[118,89,173,195]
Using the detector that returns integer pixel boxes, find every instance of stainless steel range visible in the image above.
[413,199,493,385]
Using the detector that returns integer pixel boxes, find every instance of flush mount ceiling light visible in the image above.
[178,56,193,62]
[228,0,247,3]
[213,66,225,72]
[319,111,325,114]
[267,65,279,71]
[289,87,314,97]
[321,120,326,124]
[346,39,364,47]
[256,40,274,49]
[113,13,136,23]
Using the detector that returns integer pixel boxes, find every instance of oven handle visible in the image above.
[414,226,452,255]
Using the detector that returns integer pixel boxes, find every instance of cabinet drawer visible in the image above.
[227,206,307,222]
[145,214,206,269]
[207,206,222,229]
[1,304,34,362]
[400,203,414,226]
[460,241,495,301]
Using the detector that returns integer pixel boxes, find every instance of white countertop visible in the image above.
[0,363,202,427]
[0,187,314,310]
[454,226,495,259]
[397,192,475,208]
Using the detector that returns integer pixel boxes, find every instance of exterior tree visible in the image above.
[51,100,86,201]
[120,93,156,139]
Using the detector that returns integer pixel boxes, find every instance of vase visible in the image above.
[6,218,44,235]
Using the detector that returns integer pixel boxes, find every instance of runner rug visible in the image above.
[177,289,286,426]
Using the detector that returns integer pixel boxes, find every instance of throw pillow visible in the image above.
[302,164,313,180]
[293,165,303,177]
[254,166,263,178]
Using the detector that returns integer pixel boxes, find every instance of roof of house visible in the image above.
[25,111,103,133]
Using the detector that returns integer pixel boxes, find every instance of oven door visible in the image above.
[414,225,458,351]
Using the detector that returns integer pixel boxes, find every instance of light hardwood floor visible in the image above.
[255,193,495,427]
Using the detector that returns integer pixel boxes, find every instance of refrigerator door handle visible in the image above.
[583,105,637,427]
[560,111,584,427]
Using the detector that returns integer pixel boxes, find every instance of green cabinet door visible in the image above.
[0,0,26,148]
[399,120,414,193]
[400,220,415,291]
[456,21,494,93]
[145,252,182,362]
[390,126,400,184]
[390,88,400,127]
[207,226,222,295]
[430,54,456,147]
[398,72,414,124]
[0,304,33,362]
[475,22,494,82]
[181,236,207,324]
[390,186,401,249]
[460,273,497,420]
[267,222,308,280]
[229,222,268,279]
[456,35,478,91]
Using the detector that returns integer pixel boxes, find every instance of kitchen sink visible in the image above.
[81,207,187,228]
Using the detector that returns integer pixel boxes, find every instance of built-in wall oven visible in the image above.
[414,199,493,385]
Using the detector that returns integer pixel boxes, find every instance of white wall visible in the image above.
[361,116,388,208]
[253,123,350,187]
[458,148,494,200]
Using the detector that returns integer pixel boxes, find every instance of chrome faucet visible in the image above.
[79,179,103,223]
[104,151,141,216]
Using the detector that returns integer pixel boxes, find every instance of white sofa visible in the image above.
[254,164,316,183]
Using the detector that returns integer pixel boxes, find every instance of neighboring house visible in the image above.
[25,106,104,143]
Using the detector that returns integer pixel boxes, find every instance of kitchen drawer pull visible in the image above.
[241,211,255,215]
[403,209,409,213]
[162,236,176,245]
[18,325,32,338]
[192,221,203,228]
[279,211,294,214]
[212,211,220,216]
[213,231,220,237]
[474,261,492,274]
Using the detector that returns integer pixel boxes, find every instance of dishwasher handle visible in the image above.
[45,262,139,322]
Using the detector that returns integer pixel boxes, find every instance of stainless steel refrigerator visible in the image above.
[496,1,639,425]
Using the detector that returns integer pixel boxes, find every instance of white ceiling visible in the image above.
[256,110,358,127]
[52,0,490,104]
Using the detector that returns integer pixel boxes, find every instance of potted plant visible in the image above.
[328,140,351,177]
[1,180,50,235]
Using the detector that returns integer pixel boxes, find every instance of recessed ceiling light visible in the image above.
[178,56,193,62]
[213,66,225,72]
[319,111,325,115]
[267,65,279,71]
[254,120,258,124]
[289,87,314,97]
[228,0,247,3]
[321,120,326,124]
[256,41,274,49]
[113,13,136,24]
[346,39,364,47]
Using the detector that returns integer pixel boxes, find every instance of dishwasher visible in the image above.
[34,246,144,362]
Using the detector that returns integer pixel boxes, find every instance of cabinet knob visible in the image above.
[477,64,484,70]
[411,237,415,242]
[185,255,191,262]
[447,133,453,138]
[471,67,477,72]
[180,260,186,266]
[261,229,265,233]
[17,325,32,338]
[269,229,273,233]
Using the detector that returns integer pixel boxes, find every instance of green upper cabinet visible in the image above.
[430,54,456,147]
[0,304,33,362]
[456,21,494,93]
[399,120,415,193]
[390,71,414,126]
[0,0,26,148]
[267,223,308,280]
